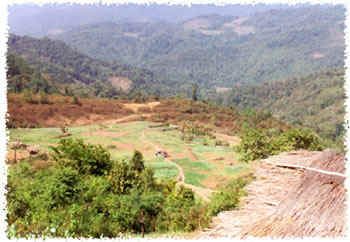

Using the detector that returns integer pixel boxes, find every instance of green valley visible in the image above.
[5,2,346,239]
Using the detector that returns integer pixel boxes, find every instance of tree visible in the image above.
[13,77,24,93]
[23,89,34,103]
[39,90,49,104]
[30,72,42,94]
[130,150,145,174]
[192,83,198,102]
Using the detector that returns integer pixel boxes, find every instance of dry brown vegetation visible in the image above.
[7,93,134,128]
[123,102,160,113]
[148,98,290,135]
[7,94,289,136]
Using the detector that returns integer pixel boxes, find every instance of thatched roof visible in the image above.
[241,149,346,238]
[199,149,346,238]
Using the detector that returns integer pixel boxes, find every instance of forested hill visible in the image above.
[8,3,293,37]
[52,5,344,90]
[8,34,169,97]
[218,68,345,144]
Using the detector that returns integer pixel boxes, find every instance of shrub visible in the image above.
[50,138,112,176]
[238,123,273,161]
[237,123,324,162]
[273,128,324,152]
[23,90,36,104]
[156,185,209,232]
[208,176,252,216]
[39,91,50,104]
[48,167,81,207]
[214,139,223,146]
[111,189,164,234]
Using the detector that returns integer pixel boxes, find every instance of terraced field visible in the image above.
[8,119,250,200]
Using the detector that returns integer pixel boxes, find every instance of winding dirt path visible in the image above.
[214,132,240,146]
[82,115,220,202]
[141,130,214,202]
[104,114,150,124]
[187,148,199,161]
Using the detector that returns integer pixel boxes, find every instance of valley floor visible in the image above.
[7,114,246,200]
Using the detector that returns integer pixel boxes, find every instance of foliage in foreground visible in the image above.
[7,139,214,238]
[208,175,253,216]
[236,123,324,162]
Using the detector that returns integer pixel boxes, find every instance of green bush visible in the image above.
[237,124,324,162]
[156,185,209,232]
[208,176,252,216]
[237,123,273,162]
[273,128,324,152]
[50,138,112,176]
[130,150,145,174]
[48,167,81,207]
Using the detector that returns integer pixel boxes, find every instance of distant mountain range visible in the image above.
[9,3,297,37]
[49,5,344,90]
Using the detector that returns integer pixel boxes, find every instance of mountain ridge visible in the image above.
[7,34,168,97]
[51,5,345,90]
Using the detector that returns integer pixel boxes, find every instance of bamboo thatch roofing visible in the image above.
[241,149,346,238]
[199,149,346,238]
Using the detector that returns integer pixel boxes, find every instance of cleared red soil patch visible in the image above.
[215,132,240,146]
[82,130,131,138]
[215,87,232,93]
[223,17,255,35]
[111,141,135,151]
[201,175,228,190]
[187,148,199,161]
[123,102,160,113]
[108,76,132,91]
[6,149,29,164]
[8,95,290,138]
[311,52,326,59]
[7,94,134,128]
[183,17,211,31]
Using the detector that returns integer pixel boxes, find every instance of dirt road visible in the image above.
[141,130,214,202]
